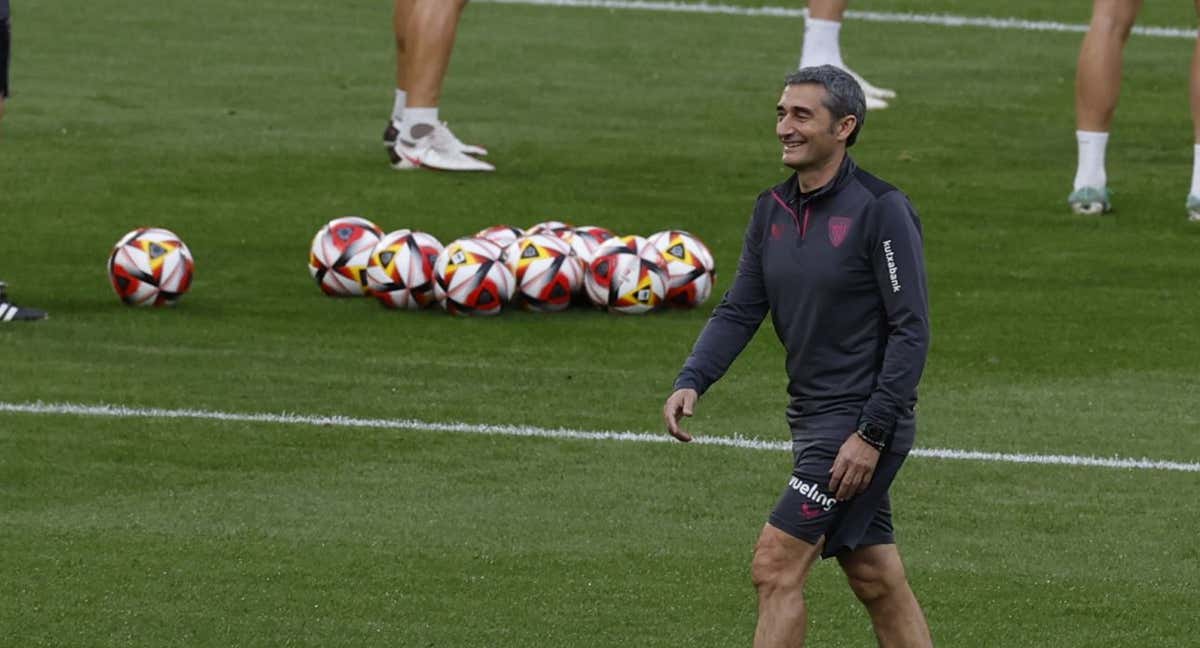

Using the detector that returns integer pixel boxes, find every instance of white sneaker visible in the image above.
[1187,194,1200,222]
[866,95,889,111]
[384,120,488,157]
[437,122,488,157]
[389,122,495,172]
[844,67,897,100]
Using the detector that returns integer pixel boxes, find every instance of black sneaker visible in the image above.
[0,283,48,322]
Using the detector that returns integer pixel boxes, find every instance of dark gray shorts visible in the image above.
[767,442,906,559]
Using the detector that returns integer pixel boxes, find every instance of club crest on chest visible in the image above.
[828,216,852,248]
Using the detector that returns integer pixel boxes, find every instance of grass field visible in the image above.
[2,1,1199,645]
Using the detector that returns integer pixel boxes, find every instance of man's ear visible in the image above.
[837,115,857,142]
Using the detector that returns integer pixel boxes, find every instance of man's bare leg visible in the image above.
[393,0,414,94]
[1070,0,1142,212]
[403,0,468,109]
[1186,0,1200,220]
[837,544,932,648]
[387,0,490,170]
[801,0,894,108]
[807,0,846,22]
[384,0,415,143]
[752,524,823,648]
[1075,0,1142,133]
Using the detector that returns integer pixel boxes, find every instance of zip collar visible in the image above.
[774,154,858,208]
[769,155,857,239]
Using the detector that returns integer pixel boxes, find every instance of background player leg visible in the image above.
[837,544,932,648]
[799,0,894,110]
[404,0,465,119]
[1187,0,1200,221]
[751,524,823,648]
[388,0,492,172]
[1070,0,1143,214]
[383,0,415,146]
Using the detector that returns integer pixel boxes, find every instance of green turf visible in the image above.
[2,1,1199,645]
[3,415,1198,647]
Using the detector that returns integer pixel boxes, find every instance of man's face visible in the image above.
[776,83,853,171]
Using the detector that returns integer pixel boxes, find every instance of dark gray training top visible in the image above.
[674,155,930,454]
[1,0,8,21]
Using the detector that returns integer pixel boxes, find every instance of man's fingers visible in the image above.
[662,390,697,443]
[663,400,680,434]
[828,457,846,492]
[856,467,875,496]
[833,464,876,500]
[662,395,693,442]
[668,409,693,442]
[833,471,849,500]
[838,473,861,501]
[680,392,695,417]
[835,468,861,500]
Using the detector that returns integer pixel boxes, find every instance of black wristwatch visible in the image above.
[856,421,890,451]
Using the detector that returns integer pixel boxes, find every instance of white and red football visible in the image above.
[562,225,617,267]
[647,230,716,308]
[107,227,195,307]
[433,237,514,316]
[366,229,444,309]
[308,216,384,296]
[503,234,583,312]
[526,220,574,239]
[585,243,667,314]
[475,225,525,250]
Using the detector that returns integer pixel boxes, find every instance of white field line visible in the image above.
[474,0,1198,40]
[2,401,1198,473]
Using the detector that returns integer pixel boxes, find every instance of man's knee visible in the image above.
[840,546,909,604]
[751,526,819,594]
[751,545,801,593]
[1089,1,1141,40]
[845,566,899,603]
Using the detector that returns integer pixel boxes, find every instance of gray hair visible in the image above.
[784,65,866,147]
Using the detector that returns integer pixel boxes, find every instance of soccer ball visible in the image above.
[585,243,667,314]
[366,230,444,309]
[526,220,574,239]
[107,227,195,307]
[593,235,668,271]
[562,225,617,266]
[476,225,525,250]
[433,237,515,316]
[503,234,583,312]
[309,216,384,296]
[647,230,716,307]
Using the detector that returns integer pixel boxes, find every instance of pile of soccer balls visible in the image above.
[308,217,717,315]
[99,218,717,315]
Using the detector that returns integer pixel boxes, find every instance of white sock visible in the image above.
[1190,144,1200,197]
[400,107,439,140]
[391,89,407,122]
[800,17,844,69]
[1073,130,1109,191]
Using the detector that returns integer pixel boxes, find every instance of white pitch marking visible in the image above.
[1,401,1197,473]
[474,0,1198,40]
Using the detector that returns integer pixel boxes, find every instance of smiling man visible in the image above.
[662,66,932,647]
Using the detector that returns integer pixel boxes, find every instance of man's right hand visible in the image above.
[662,388,699,442]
